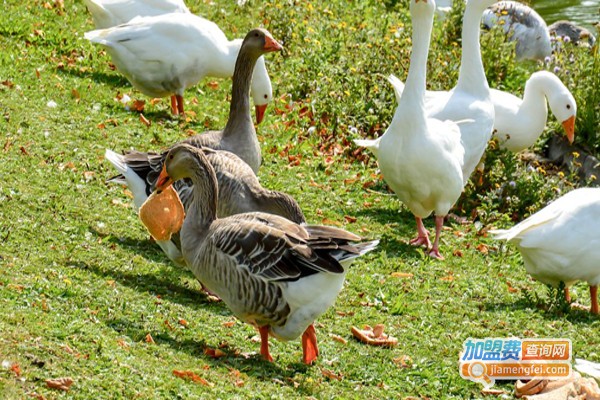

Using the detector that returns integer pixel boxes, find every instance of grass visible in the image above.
[1,0,599,398]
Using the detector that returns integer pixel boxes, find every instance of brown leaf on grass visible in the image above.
[131,99,145,112]
[329,334,347,345]
[29,393,47,400]
[392,355,412,368]
[1,80,14,88]
[335,310,355,317]
[320,368,343,381]
[71,89,80,100]
[476,243,489,255]
[20,146,29,155]
[506,281,519,293]
[178,319,188,327]
[172,370,214,386]
[453,249,463,257]
[206,81,219,89]
[321,218,342,226]
[362,180,376,189]
[139,114,151,128]
[204,348,226,358]
[344,215,357,223]
[35,69,41,79]
[149,98,161,106]
[10,363,21,377]
[222,320,236,328]
[46,377,74,391]
[391,272,413,279]
[145,333,155,344]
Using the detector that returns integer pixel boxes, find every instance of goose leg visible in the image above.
[428,216,445,260]
[258,326,273,362]
[409,217,431,248]
[170,95,178,115]
[564,287,571,303]
[591,285,598,315]
[301,324,319,365]
[175,94,185,116]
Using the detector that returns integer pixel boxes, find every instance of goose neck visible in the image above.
[456,2,489,95]
[399,9,434,109]
[222,43,257,137]
[520,74,549,119]
[185,157,218,232]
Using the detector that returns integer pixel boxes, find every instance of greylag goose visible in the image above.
[153,143,379,364]
[482,1,551,61]
[105,147,305,267]
[85,16,278,123]
[490,188,600,314]
[549,21,596,48]
[389,70,577,152]
[83,0,190,29]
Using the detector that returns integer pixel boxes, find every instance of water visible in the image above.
[530,0,600,30]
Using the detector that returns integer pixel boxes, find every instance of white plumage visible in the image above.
[490,188,600,314]
[83,0,190,29]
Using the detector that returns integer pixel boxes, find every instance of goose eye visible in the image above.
[169,154,174,160]
[566,104,571,109]
[264,94,268,99]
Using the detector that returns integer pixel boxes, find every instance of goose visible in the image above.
[85,15,277,123]
[490,188,600,314]
[83,0,190,29]
[153,143,379,364]
[389,70,576,152]
[355,0,464,260]
[549,20,596,48]
[108,27,279,177]
[105,147,306,267]
[482,1,551,61]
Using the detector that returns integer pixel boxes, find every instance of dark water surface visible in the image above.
[531,0,599,29]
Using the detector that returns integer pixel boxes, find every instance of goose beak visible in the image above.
[561,115,575,144]
[255,104,267,124]
[155,164,174,194]
[264,36,283,52]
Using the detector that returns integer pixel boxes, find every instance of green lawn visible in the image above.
[1,0,598,398]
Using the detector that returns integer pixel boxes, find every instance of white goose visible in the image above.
[85,13,274,122]
[389,70,576,152]
[83,0,190,29]
[154,143,379,364]
[490,188,600,314]
[482,1,551,61]
[356,0,464,259]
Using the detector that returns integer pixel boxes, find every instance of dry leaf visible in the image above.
[145,333,155,344]
[320,368,343,381]
[344,215,357,223]
[476,243,489,255]
[71,89,80,100]
[222,320,236,328]
[392,355,412,368]
[506,281,519,293]
[139,113,151,127]
[329,334,347,345]
[46,377,74,391]
[351,324,398,346]
[178,319,188,327]
[390,272,413,279]
[172,370,214,386]
[204,348,226,358]
[131,99,145,112]
[10,363,21,377]
[207,81,219,89]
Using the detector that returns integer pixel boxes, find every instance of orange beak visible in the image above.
[255,104,267,124]
[155,164,174,193]
[264,35,283,52]
[561,115,575,144]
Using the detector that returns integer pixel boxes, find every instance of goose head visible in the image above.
[242,28,282,124]
[546,82,577,144]
[155,144,217,194]
[251,56,273,124]
[412,0,436,14]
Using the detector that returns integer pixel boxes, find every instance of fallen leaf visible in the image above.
[131,99,145,112]
[145,334,155,344]
[222,320,236,328]
[20,146,29,155]
[329,334,347,345]
[392,355,412,368]
[390,272,413,279]
[178,319,188,327]
[476,243,489,255]
[506,281,519,293]
[71,89,80,100]
[139,113,151,128]
[481,388,507,396]
[204,348,226,358]
[321,218,342,226]
[10,363,21,377]
[453,249,463,257]
[206,81,219,89]
[46,377,74,391]
[1,80,14,88]
[344,215,357,223]
[320,368,343,381]
[172,370,214,386]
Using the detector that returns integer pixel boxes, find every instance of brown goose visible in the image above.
[105,147,305,266]
[153,143,379,364]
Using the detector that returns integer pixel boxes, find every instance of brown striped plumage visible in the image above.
[155,143,379,364]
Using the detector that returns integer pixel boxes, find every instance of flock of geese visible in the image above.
[79,0,600,364]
